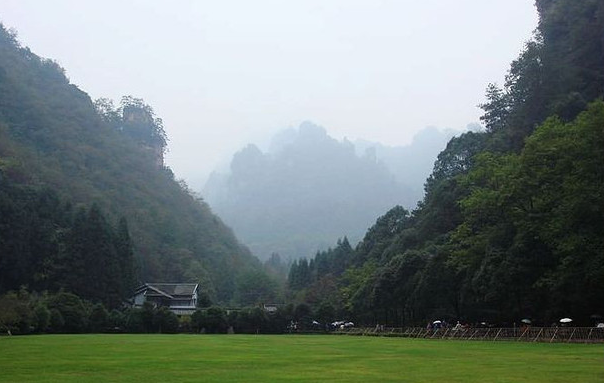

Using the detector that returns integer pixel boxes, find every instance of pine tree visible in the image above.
[115,217,136,301]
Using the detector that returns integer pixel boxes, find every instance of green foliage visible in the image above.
[0,289,172,334]
[153,307,179,333]
[262,252,288,286]
[480,0,604,149]
[192,306,229,334]
[118,96,168,152]
[0,290,32,334]
[370,250,428,326]
[196,290,213,308]
[32,303,50,332]
[65,204,122,308]
[479,83,510,132]
[0,23,261,303]
[287,0,604,325]
[0,184,69,293]
[109,309,126,330]
[286,237,356,319]
[191,309,204,332]
[293,303,312,324]
[314,301,336,324]
[0,185,136,308]
[354,207,410,264]
[281,0,604,328]
[46,292,88,333]
[334,102,603,326]
[88,303,109,333]
[124,308,145,333]
[289,237,354,291]
[234,270,280,306]
[140,302,156,333]
[231,307,270,334]
[339,261,378,323]
[49,309,64,332]
[451,102,604,321]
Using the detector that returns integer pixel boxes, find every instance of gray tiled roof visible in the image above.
[139,283,198,298]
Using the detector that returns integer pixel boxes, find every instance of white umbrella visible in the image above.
[559,318,573,323]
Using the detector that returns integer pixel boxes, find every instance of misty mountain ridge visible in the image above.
[352,124,467,202]
[203,121,462,260]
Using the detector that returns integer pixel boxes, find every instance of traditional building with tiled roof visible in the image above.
[132,283,198,316]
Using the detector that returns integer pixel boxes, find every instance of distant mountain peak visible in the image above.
[202,121,459,260]
[299,120,327,136]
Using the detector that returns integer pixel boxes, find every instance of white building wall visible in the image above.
[133,292,146,306]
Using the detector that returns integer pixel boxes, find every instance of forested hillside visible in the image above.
[288,0,604,327]
[0,24,261,305]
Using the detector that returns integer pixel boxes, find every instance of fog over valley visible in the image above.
[204,122,460,259]
[1,0,537,190]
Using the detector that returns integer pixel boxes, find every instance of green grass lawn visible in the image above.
[0,334,602,382]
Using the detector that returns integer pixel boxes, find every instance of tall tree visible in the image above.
[115,217,136,300]
[64,204,121,308]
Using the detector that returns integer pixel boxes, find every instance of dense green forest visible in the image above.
[288,0,604,327]
[0,23,263,307]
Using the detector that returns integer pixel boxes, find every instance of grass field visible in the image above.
[0,334,602,382]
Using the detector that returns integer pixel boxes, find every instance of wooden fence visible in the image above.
[333,326,604,343]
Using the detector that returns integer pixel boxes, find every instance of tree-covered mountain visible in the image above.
[204,121,426,260]
[0,24,261,304]
[287,0,604,327]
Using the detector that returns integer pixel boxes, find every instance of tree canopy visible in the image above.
[284,0,604,327]
[0,23,261,305]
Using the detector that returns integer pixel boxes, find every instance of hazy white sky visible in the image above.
[1,0,538,189]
